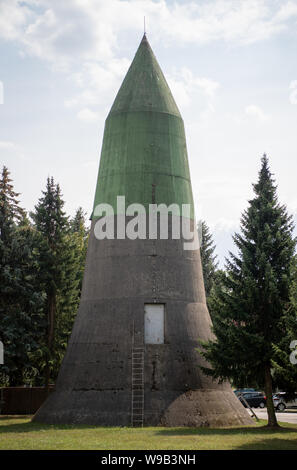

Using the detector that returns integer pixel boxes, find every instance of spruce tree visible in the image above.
[30,179,83,390]
[31,177,70,392]
[51,229,81,380]
[70,207,88,234]
[0,167,43,385]
[70,207,89,293]
[272,255,297,394]
[198,220,218,298]
[53,209,88,378]
[200,155,296,427]
[0,166,24,240]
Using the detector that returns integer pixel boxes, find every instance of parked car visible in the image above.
[273,392,297,411]
[237,391,266,408]
[234,388,256,396]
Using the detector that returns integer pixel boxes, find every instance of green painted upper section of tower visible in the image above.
[92,35,195,219]
[108,34,181,118]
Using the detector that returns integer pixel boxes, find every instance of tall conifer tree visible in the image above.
[0,167,43,385]
[31,178,70,392]
[0,166,24,239]
[199,220,218,298]
[30,180,86,389]
[272,255,297,394]
[200,155,296,427]
[70,207,89,293]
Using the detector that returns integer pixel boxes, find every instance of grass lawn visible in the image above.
[0,416,297,450]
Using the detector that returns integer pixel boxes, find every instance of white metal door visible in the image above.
[144,304,164,344]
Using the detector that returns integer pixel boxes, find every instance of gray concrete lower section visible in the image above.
[33,217,252,427]
[35,388,250,427]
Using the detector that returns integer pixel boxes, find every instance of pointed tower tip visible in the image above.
[108,33,181,117]
[140,32,149,46]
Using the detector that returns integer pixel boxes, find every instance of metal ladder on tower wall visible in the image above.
[131,325,144,427]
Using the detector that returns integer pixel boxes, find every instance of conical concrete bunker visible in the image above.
[34,35,252,427]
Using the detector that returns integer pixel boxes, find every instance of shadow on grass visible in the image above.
[0,417,107,434]
[154,424,297,437]
[1,416,297,438]
[236,438,297,450]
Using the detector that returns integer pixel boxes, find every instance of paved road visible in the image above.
[249,408,297,424]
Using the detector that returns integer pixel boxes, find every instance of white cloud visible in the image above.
[145,0,297,45]
[275,1,297,21]
[0,0,33,41]
[245,104,270,122]
[69,57,130,107]
[289,80,297,104]
[76,107,99,122]
[2,1,297,64]
[0,140,28,160]
[0,140,17,149]
[82,159,97,168]
[213,218,239,232]
[168,67,220,113]
[0,0,296,122]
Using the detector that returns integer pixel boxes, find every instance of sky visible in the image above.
[0,0,297,265]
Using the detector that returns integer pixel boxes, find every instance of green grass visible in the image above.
[1,416,297,450]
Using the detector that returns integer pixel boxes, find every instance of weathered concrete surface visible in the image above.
[34,218,252,426]
[33,34,252,427]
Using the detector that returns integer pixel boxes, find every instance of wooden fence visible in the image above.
[0,386,54,415]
